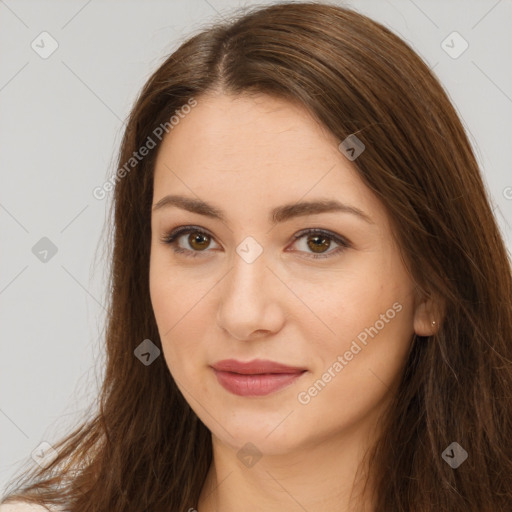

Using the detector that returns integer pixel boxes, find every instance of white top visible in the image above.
[0,502,63,512]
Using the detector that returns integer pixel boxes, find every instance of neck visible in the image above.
[197,417,379,512]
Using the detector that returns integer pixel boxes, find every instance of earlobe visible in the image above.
[413,294,442,337]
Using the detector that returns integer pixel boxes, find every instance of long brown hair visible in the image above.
[2,2,511,510]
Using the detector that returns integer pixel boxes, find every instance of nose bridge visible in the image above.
[227,235,269,303]
[216,234,283,339]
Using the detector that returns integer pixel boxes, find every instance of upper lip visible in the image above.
[211,359,306,375]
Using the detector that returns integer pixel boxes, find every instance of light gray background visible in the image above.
[1,0,511,496]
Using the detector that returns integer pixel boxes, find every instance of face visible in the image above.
[149,91,428,456]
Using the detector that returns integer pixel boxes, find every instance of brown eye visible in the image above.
[160,226,219,258]
[306,234,332,253]
[187,232,211,251]
[161,226,350,260]
[290,228,350,259]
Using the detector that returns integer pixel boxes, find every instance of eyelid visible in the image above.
[288,228,350,259]
[159,225,220,257]
[160,225,218,247]
[159,225,351,259]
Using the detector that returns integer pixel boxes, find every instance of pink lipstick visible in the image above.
[211,359,307,397]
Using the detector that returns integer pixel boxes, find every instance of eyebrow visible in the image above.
[152,194,374,225]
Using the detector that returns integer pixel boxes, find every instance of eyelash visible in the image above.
[159,225,351,260]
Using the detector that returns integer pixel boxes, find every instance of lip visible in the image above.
[211,359,307,397]
[211,358,306,374]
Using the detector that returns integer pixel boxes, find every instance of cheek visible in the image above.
[149,261,224,427]
[149,248,203,328]
[296,298,414,437]
[149,255,212,379]
[302,279,413,379]
[296,251,415,403]
[304,261,403,341]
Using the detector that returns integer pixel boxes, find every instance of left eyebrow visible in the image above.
[152,194,374,225]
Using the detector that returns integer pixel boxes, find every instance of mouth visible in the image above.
[210,359,307,397]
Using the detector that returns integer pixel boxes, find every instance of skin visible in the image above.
[149,91,438,512]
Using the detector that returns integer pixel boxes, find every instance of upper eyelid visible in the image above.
[165,225,350,249]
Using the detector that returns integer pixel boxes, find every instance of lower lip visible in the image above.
[212,369,306,396]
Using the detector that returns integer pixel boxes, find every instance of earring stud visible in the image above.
[431,320,436,326]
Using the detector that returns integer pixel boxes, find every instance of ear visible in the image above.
[413,288,443,337]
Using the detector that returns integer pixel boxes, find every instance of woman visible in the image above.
[2,2,511,511]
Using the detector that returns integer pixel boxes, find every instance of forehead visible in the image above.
[152,92,385,225]
[157,92,338,167]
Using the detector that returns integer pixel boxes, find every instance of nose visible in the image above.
[216,247,286,341]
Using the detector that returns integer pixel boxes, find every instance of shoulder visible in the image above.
[0,501,62,512]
